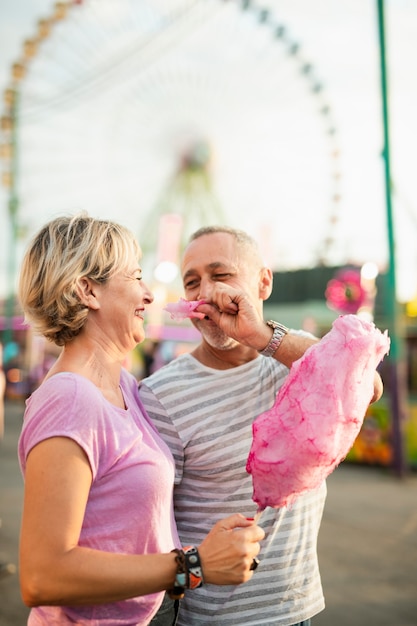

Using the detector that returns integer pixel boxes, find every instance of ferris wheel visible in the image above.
[1,0,342,286]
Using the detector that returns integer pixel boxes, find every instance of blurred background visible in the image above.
[0,1,417,624]
[1,0,417,471]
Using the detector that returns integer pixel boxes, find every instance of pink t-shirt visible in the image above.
[18,368,180,625]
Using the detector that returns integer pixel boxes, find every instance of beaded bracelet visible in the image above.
[167,546,204,599]
[168,549,187,600]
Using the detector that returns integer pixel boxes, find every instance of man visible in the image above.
[139,226,383,626]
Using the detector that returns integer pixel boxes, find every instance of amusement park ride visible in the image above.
[0,0,413,470]
[0,0,343,297]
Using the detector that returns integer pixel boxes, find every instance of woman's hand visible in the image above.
[197,513,265,585]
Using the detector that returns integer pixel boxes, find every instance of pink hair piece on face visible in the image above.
[246,314,390,511]
[164,298,207,321]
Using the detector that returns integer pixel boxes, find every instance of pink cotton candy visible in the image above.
[164,298,207,321]
[246,315,390,510]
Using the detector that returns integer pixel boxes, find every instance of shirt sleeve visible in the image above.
[19,374,104,480]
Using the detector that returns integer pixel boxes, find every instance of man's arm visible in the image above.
[195,285,384,405]
[268,332,318,369]
[273,331,383,404]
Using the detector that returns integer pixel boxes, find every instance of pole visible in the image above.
[3,89,19,355]
[376,0,407,476]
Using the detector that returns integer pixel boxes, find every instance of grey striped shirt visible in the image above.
[139,352,326,625]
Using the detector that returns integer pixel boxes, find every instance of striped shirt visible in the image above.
[139,352,326,625]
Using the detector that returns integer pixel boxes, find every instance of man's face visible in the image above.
[181,232,265,350]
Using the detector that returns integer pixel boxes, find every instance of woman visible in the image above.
[17,214,264,625]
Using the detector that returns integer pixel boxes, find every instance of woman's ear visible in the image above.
[75,277,100,310]
[259,267,273,301]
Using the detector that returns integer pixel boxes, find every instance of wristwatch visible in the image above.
[258,320,289,357]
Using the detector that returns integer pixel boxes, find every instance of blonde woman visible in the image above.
[17,214,264,625]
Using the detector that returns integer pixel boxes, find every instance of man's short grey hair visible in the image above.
[188,225,260,251]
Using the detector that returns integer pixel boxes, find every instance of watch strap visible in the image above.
[258,320,289,357]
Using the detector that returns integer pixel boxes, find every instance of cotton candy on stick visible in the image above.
[164,298,207,320]
[246,315,390,511]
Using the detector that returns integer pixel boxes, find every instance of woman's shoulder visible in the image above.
[27,372,106,421]
[37,371,99,397]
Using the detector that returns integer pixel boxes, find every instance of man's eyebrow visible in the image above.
[210,262,239,273]
[183,268,198,281]
[208,262,231,271]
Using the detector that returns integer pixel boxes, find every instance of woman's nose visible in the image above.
[142,281,154,304]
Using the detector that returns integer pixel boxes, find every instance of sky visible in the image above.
[0,0,416,302]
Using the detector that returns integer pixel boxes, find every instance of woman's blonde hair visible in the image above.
[18,213,141,346]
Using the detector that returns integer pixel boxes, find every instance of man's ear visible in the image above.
[259,267,273,301]
[75,277,100,310]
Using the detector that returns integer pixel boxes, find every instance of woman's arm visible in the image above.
[20,437,263,607]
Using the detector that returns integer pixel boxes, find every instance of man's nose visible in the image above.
[196,278,212,301]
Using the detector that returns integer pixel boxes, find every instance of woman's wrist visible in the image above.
[167,546,204,599]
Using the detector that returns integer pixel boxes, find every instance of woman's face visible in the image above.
[91,260,154,354]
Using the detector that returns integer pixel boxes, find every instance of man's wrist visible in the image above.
[258,321,289,357]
